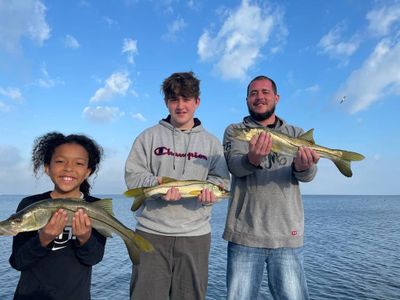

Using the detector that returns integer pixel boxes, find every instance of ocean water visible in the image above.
[0,194,399,300]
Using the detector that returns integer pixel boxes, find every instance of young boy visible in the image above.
[125,72,230,300]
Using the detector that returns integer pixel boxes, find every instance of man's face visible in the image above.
[246,79,279,122]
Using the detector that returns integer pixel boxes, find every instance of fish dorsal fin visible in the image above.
[160,177,178,184]
[92,198,114,216]
[298,129,315,144]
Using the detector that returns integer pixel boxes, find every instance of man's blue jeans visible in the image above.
[226,242,309,300]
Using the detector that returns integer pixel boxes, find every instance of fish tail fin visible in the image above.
[332,158,353,177]
[122,229,154,265]
[124,188,146,211]
[331,150,364,177]
[124,187,145,197]
[339,150,365,162]
[130,195,146,211]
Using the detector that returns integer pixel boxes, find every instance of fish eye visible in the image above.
[11,217,22,225]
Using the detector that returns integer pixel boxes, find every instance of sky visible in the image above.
[0,0,399,196]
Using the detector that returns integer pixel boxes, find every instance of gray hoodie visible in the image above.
[125,118,230,236]
[223,116,317,248]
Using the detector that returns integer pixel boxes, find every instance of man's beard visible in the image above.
[248,105,275,122]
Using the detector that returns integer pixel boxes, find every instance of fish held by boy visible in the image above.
[0,198,154,265]
[231,127,365,177]
[124,177,230,211]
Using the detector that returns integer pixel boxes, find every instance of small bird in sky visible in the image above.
[340,95,347,104]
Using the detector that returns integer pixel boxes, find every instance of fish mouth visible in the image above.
[0,226,18,236]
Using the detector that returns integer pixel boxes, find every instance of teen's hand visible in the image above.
[72,209,92,245]
[198,188,216,205]
[39,209,67,247]
[161,187,182,201]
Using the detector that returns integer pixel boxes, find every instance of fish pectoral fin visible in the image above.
[92,198,114,216]
[298,129,315,144]
[160,176,178,184]
[188,190,202,196]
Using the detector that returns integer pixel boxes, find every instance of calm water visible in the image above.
[0,195,399,300]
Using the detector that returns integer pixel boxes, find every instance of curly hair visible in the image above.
[32,132,103,195]
[161,71,200,100]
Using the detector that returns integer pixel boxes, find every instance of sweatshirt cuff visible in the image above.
[29,234,51,256]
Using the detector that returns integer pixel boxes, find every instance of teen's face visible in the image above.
[166,96,200,130]
[45,143,91,198]
[246,79,279,121]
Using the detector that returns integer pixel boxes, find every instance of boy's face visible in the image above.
[165,96,200,130]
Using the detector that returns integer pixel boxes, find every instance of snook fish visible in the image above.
[124,178,230,211]
[0,198,154,265]
[231,127,365,177]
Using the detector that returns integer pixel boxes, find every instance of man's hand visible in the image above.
[248,132,272,166]
[293,147,320,172]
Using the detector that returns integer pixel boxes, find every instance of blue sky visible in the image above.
[0,0,399,195]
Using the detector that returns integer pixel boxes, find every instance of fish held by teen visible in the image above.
[0,198,154,265]
[231,127,365,177]
[124,178,230,211]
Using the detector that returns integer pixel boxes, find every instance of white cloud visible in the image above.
[122,38,138,64]
[64,34,80,49]
[0,0,50,53]
[366,2,400,37]
[197,0,286,80]
[132,112,146,122]
[83,106,125,123]
[162,18,187,41]
[0,101,11,112]
[334,37,400,114]
[318,23,360,61]
[103,16,118,26]
[0,87,23,103]
[36,63,63,88]
[90,71,132,103]
[293,84,320,97]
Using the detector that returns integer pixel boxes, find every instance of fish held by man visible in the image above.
[231,127,365,177]
[0,198,154,265]
[124,178,230,211]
